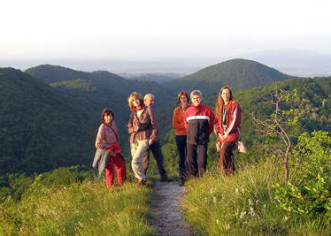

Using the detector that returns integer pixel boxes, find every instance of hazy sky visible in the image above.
[1,0,331,60]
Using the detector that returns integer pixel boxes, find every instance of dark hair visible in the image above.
[176,91,189,105]
[101,108,114,124]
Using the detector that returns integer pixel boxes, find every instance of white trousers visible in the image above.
[130,138,149,181]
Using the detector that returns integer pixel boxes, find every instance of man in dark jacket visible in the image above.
[142,93,172,182]
[184,90,214,178]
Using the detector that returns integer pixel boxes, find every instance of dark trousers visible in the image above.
[186,143,208,178]
[176,135,187,181]
[142,141,167,177]
[219,142,236,175]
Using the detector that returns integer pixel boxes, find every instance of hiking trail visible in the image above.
[148,181,192,236]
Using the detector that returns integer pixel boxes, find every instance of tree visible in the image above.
[250,84,310,183]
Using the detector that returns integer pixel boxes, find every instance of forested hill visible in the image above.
[0,68,97,176]
[164,58,297,96]
[1,63,329,182]
[24,64,176,144]
[25,64,173,106]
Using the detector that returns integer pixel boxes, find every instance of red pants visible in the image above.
[105,153,127,188]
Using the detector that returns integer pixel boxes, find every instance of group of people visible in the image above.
[92,86,242,188]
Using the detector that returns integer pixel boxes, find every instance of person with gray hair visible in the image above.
[183,90,215,178]
[142,93,172,182]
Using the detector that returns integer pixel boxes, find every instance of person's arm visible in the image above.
[148,107,158,144]
[172,108,179,129]
[208,108,215,134]
[224,104,238,136]
[183,110,189,131]
[127,113,134,134]
[112,120,119,138]
[95,125,108,149]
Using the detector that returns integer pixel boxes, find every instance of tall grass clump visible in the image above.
[183,131,330,235]
[0,168,154,235]
[183,159,283,235]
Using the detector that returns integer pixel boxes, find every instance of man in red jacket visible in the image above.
[184,90,214,178]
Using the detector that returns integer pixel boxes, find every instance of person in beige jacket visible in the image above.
[127,92,157,185]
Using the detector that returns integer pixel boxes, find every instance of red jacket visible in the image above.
[184,103,214,145]
[172,106,189,135]
[214,101,241,143]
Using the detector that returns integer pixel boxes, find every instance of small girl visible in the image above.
[93,108,126,188]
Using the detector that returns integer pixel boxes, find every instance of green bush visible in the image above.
[274,131,331,220]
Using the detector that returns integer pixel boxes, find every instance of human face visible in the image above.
[221,89,230,104]
[144,95,154,107]
[104,113,113,125]
[132,99,141,107]
[191,95,201,106]
[180,96,188,107]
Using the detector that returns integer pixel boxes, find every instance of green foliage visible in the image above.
[51,78,97,92]
[0,166,93,202]
[0,68,97,177]
[183,160,287,234]
[274,131,331,219]
[183,156,330,234]
[0,174,154,235]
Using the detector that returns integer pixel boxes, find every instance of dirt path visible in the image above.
[148,182,192,236]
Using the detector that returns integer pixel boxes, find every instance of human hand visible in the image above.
[148,139,154,146]
[216,142,221,152]
[218,133,224,140]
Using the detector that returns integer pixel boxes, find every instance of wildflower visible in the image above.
[249,207,255,216]
[240,211,246,219]
[216,219,220,224]
[235,188,239,194]
[284,216,288,221]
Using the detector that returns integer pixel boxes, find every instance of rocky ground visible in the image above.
[148,181,192,236]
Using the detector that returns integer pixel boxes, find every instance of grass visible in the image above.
[182,158,330,235]
[1,178,155,235]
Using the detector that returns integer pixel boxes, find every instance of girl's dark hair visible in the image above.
[101,108,114,124]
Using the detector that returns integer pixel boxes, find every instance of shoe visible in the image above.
[161,175,173,182]
[137,179,146,186]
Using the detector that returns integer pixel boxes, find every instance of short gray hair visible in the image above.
[190,90,202,100]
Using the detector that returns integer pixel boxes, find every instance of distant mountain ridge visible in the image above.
[164,58,296,95]
[25,64,123,84]
[240,48,331,77]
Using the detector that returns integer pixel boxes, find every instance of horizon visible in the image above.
[1,0,331,63]
[2,50,331,77]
